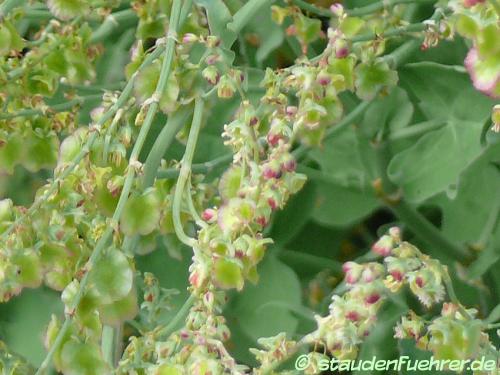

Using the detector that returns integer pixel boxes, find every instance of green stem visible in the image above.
[351,22,426,43]
[290,0,331,17]
[442,268,473,319]
[156,295,196,337]
[157,153,233,179]
[0,94,102,120]
[142,105,192,188]
[487,0,500,17]
[228,0,273,34]
[1,45,166,241]
[291,0,435,17]
[348,0,435,16]
[172,97,204,247]
[34,1,182,373]
[90,8,138,44]
[388,119,445,141]
[0,0,25,18]
[101,325,115,366]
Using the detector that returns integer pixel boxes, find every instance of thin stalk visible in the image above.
[349,0,435,16]
[90,8,138,44]
[186,179,206,228]
[157,153,233,179]
[172,97,204,247]
[488,0,500,16]
[290,0,331,17]
[351,22,426,43]
[101,325,115,366]
[156,295,196,337]
[1,44,166,241]
[388,119,445,141]
[442,268,473,319]
[0,94,102,120]
[292,0,435,17]
[102,108,124,162]
[33,1,182,372]
[142,105,192,188]
[228,0,272,34]
[0,0,25,18]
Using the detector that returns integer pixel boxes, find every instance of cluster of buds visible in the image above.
[307,261,386,359]
[250,333,297,374]
[451,0,500,98]
[375,228,446,307]
[396,304,497,371]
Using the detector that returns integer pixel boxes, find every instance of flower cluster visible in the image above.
[396,304,499,371]
[451,0,500,97]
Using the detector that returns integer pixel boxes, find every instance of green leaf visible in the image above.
[268,181,316,247]
[226,256,302,342]
[120,189,161,236]
[91,249,133,304]
[59,340,108,375]
[360,87,414,139]
[431,144,500,244]
[0,289,62,367]
[194,0,237,48]
[99,286,138,325]
[388,64,495,202]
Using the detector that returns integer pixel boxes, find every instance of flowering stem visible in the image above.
[0,94,103,120]
[172,97,205,247]
[442,268,473,319]
[156,294,196,337]
[90,8,138,44]
[348,0,435,16]
[1,44,165,241]
[0,0,25,18]
[34,1,182,372]
[142,105,193,188]
[351,22,427,43]
[228,0,273,34]
[488,0,500,16]
[388,119,445,141]
[291,0,435,17]
[157,153,233,179]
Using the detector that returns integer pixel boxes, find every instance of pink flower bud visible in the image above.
[282,158,297,172]
[267,198,277,210]
[249,116,259,126]
[415,276,424,288]
[202,208,216,222]
[335,46,349,59]
[463,0,484,7]
[346,311,360,321]
[263,167,280,180]
[365,293,381,304]
[182,33,198,44]
[330,3,344,16]
[286,106,298,116]
[267,133,282,147]
[390,270,403,282]
[256,216,268,227]
[342,261,355,273]
[372,235,394,257]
